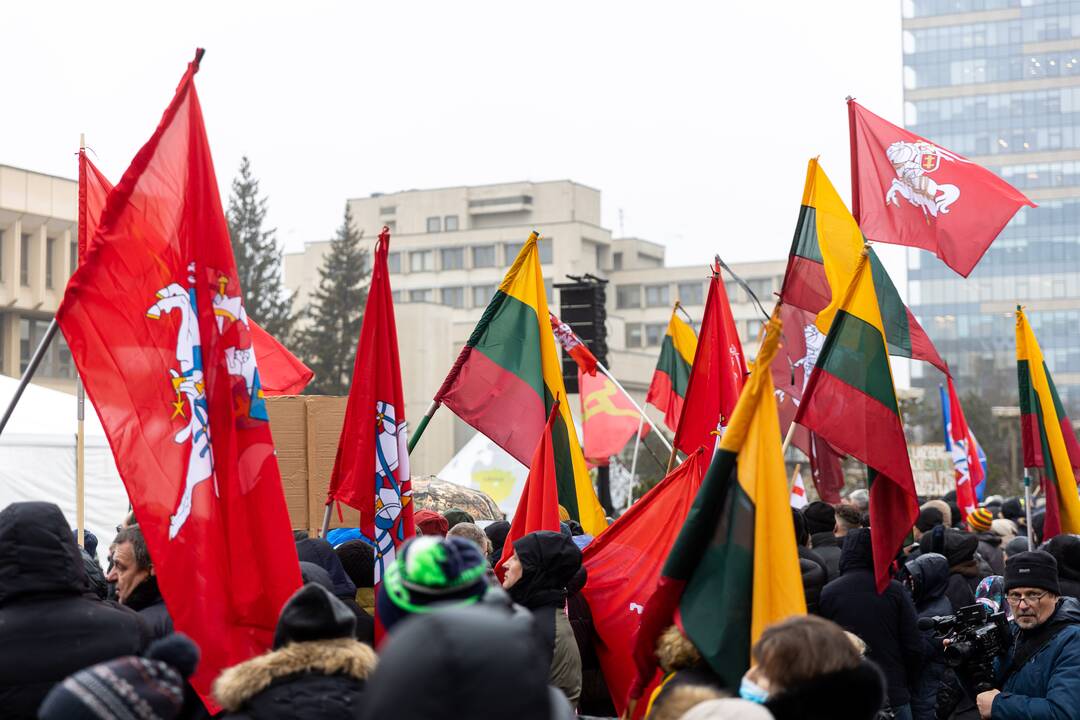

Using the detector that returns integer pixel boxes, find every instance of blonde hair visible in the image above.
[656,625,703,674]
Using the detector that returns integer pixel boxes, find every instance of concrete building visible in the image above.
[285,180,786,474]
[902,1,1080,412]
[0,165,78,393]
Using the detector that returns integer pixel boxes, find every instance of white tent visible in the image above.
[0,375,126,561]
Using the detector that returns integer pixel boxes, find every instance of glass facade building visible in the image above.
[903,0,1080,411]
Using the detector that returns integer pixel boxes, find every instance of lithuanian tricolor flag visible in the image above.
[630,311,804,697]
[781,158,948,375]
[434,232,607,536]
[794,250,919,593]
[1017,307,1080,538]
[646,306,697,434]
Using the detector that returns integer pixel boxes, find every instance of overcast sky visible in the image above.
[1,1,905,266]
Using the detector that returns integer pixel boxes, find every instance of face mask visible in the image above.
[739,675,769,704]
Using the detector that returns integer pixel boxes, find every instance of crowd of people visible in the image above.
[3,489,1080,720]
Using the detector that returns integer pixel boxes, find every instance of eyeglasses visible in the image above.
[1006,590,1048,605]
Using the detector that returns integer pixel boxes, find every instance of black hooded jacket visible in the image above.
[0,502,149,719]
[920,528,982,611]
[904,552,952,720]
[361,605,574,720]
[819,528,927,708]
[1045,535,1080,602]
[124,575,174,641]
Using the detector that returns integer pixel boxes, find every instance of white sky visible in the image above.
[1,1,915,379]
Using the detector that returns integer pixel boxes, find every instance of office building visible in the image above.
[903,0,1080,410]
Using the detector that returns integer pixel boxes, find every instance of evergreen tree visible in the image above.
[226,156,294,340]
[297,204,369,395]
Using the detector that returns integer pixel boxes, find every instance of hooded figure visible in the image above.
[485,520,511,566]
[361,604,575,720]
[804,501,841,581]
[919,528,983,612]
[0,502,149,719]
[503,530,584,706]
[1044,534,1080,602]
[818,528,928,714]
[792,509,828,612]
[296,538,373,645]
[213,584,377,720]
[904,552,951,720]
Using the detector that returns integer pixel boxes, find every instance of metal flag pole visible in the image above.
[595,360,673,454]
[0,318,59,437]
[1024,469,1035,548]
[76,133,86,548]
[320,502,333,539]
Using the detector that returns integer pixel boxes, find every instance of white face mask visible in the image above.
[739,675,770,704]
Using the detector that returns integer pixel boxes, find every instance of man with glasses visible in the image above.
[977,550,1080,719]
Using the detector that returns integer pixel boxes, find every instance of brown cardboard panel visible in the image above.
[266,396,309,531]
[305,396,361,531]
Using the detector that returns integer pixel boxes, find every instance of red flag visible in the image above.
[550,310,598,376]
[580,368,649,467]
[79,152,312,397]
[580,448,708,716]
[849,99,1035,277]
[497,399,563,574]
[327,226,414,593]
[251,322,313,396]
[944,377,981,522]
[59,50,301,703]
[770,303,845,503]
[672,263,747,456]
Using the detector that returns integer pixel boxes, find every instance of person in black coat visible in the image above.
[297,537,375,645]
[109,525,174,640]
[903,552,951,720]
[819,528,928,717]
[793,509,828,613]
[804,501,841,582]
[1044,534,1080,601]
[0,502,150,719]
[213,584,377,720]
[299,561,375,646]
[918,527,984,612]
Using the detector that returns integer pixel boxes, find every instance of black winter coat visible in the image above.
[809,531,842,582]
[766,661,885,720]
[0,502,150,719]
[905,552,952,720]
[799,545,828,614]
[976,532,1005,575]
[214,638,376,720]
[819,528,928,708]
[124,575,174,641]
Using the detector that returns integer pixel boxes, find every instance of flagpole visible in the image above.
[407,399,440,455]
[781,421,798,455]
[596,360,673,454]
[1024,469,1035,548]
[789,462,802,492]
[628,413,644,506]
[76,133,86,549]
[847,96,862,224]
[0,318,59,437]
[320,502,333,539]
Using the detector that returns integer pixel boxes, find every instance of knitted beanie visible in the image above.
[38,634,199,720]
[273,583,357,649]
[1004,550,1061,595]
[968,507,994,533]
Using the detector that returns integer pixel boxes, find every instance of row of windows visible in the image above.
[0,230,76,289]
[907,87,1080,128]
[904,51,1080,89]
[998,159,1080,187]
[903,0,1068,19]
[901,122,1080,157]
[20,317,74,379]
[911,270,1080,305]
[613,277,779,311]
[392,280,554,309]
[623,318,761,349]
[425,215,460,233]
[904,13,1080,53]
[388,238,554,274]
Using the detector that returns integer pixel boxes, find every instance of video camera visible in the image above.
[918,603,1011,693]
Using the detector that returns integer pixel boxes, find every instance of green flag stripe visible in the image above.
[817,310,899,414]
[465,290,545,404]
[1018,360,1035,416]
[868,249,912,358]
[791,205,823,262]
[656,334,693,398]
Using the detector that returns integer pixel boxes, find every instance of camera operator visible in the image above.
[977,550,1080,719]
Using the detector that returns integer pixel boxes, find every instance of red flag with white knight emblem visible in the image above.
[326,226,414,601]
[550,310,598,376]
[849,99,1035,277]
[58,50,301,706]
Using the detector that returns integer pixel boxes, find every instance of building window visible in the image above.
[69,240,77,274]
[444,215,459,231]
[746,319,763,339]
[472,245,496,268]
[644,284,670,308]
[625,323,643,348]
[440,247,465,271]
[746,277,773,301]
[545,278,553,305]
[409,250,434,272]
[20,317,74,378]
[504,241,525,264]
[724,281,741,302]
[613,252,623,270]
[538,237,554,264]
[677,281,704,306]
[387,251,402,274]
[472,284,496,308]
[645,323,666,347]
[441,286,465,308]
[616,284,641,309]
[379,205,396,216]
[391,290,404,303]
[0,230,5,281]
[45,238,55,289]
[20,234,30,287]
[409,288,433,303]
[426,216,441,233]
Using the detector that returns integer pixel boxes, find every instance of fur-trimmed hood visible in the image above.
[765,661,885,720]
[213,638,376,712]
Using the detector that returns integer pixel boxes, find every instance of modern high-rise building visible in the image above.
[903,0,1080,412]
